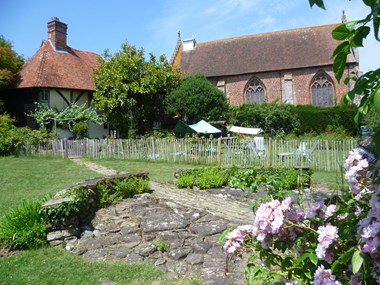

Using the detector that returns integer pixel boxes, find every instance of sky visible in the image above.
[0,0,379,73]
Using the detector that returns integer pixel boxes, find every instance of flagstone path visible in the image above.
[70,158,255,284]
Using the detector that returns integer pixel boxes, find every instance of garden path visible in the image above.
[70,158,254,284]
[70,158,255,224]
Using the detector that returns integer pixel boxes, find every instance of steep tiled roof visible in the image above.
[16,40,100,90]
[176,24,359,77]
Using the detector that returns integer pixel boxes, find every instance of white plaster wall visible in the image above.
[49,89,109,139]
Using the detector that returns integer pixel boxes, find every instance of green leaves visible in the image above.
[352,250,364,274]
[165,73,228,123]
[374,85,380,112]
[93,41,182,133]
[308,0,326,9]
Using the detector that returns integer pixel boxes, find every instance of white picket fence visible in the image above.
[25,137,357,172]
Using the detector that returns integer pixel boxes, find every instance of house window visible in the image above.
[311,73,335,106]
[38,89,50,105]
[153,120,162,130]
[246,78,265,104]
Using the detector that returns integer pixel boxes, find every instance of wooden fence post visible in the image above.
[217,137,221,165]
[267,137,272,167]
[63,139,68,158]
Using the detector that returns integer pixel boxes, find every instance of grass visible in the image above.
[0,156,99,218]
[0,247,199,285]
[88,158,202,183]
[0,156,201,285]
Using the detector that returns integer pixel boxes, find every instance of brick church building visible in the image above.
[170,23,359,107]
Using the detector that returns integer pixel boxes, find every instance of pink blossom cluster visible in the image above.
[315,224,339,261]
[357,184,380,268]
[344,148,372,198]
[306,201,336,220]
[223,224,253,254]
[344,146,380,279]
[251,197,304,248]
[313,265,342,285]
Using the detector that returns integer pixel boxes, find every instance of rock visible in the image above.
[120,222,140,234]
[65,242,76,251]
[81,230,94,238]
[82,249,108,260]
[190,223,228,236]
[123,233,141,243]
[47,228,79,241]
[167,247,191,260]
[140,212,189,232]
[167,261,188,276]
[137,243,157,257]
[192,241,212,253]
[154,258,167,266]
[93,230,104,237]
[49,240,63,246]
[126,253,144,263]
[168,239,184,249]
[185,253,204,265]
[134,193,151,200]
[111,247,130,258]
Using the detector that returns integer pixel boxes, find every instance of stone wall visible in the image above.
[210,63,358,106]
[42,172,148,246]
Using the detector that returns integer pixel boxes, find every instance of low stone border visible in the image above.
[42,172,148,246]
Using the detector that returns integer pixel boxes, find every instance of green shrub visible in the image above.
[176,172,196,188]
[0,113,55,156]
[293,105,358,136]
[229,167,311,194]
[96,182,123,208]
[197,168,229,189]
[0,200,47,249]
[176,168,230,189]
[96,177,150,208]
[40,187,89,226]
[71,121,89,139]
[114,177,150,198]
[227,102,300,134]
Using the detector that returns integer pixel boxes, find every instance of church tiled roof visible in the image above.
[16,40,100,90]
[175,24,359,77]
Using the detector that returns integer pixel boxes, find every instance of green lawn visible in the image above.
[87,158,202,183]
[0,156,200,285]
[0,156,99,218]
[0,247,199,285]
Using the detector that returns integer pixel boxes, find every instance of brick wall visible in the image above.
[212,64,358,106]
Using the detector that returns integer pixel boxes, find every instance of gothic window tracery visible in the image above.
[311,73,335,106]
[246,78,265,104]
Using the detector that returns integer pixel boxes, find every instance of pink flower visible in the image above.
[325,205,336,219]
[313,265,342,285]
[223,224,253,254]
[316,224,339,260]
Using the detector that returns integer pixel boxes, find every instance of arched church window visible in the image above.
[246,78,265,104]
[311,73,335,106]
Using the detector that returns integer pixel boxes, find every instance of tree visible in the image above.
[309,0,380,153]
[0,35,24,89]
[164,73,229,124]
[93,41,182,137]
[30,102,103,136]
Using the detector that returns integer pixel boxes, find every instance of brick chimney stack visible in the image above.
[48,17,67,51]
